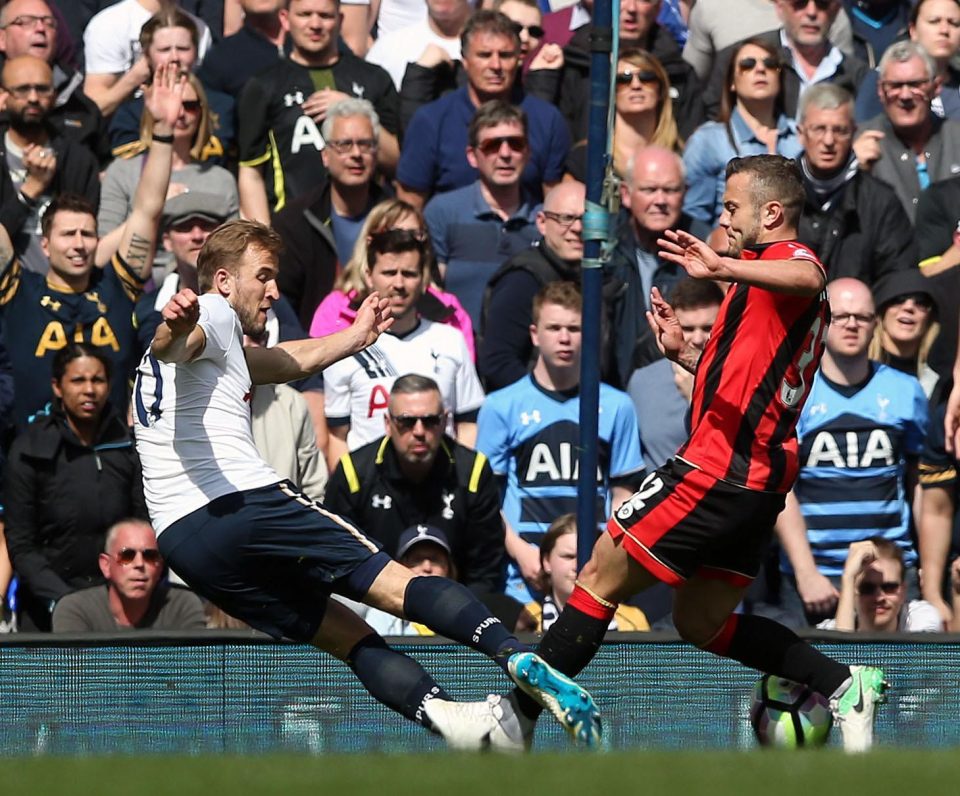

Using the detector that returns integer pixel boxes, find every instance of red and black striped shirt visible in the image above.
[677,240,829,493]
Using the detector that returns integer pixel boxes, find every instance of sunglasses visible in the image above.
[888,292,933,310]
[181,99,201,113]
[389,413,444,431]
[857,581,901,597]
[737,56,780,72]
[511,21,544,38]
[615,69,659,86]
[785,0,834,10]
[476,135,527,155]
[115,547,163,566]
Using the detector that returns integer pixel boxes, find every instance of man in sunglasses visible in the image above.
[324,374,507,600]
[775,277,928,628]
[52,519,206,632]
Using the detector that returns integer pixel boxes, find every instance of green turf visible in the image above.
[7,750,960,796]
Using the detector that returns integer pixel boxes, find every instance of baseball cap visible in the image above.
[871,270,938,315]
[396,524,451,558]
[161,191,233,230]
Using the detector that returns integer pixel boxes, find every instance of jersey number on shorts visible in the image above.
[616,472,665,520]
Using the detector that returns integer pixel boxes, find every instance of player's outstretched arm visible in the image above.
[657,229,825,296]
[646,286,701,374]
[152,289,206,363]
[246,294,393,384]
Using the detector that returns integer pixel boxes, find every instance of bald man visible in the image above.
[0,54,100,273]
[774,277,929,628]
[478,180,586,390]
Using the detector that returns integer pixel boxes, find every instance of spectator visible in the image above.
[822,537,942,632]
[796,83,917,285]
[273,97,390,329]
[309,198,474,358]
[869,268,940,396]
[495,0,543,68]
[5,344,148,631]
[477,281,644,602]
[366,0,469,90]
[626,278,724,470]
[0,0,105,161]
[237,0,399,222]
[97,72,238,269]
[683,36,802,226]
[198,0,286,101]
[424,100,542,327]
[51,519,206,632]
[108,9,236,168]
[0,62,182,428]
[82,0,213,117]
[322,215,484,461]
[845,0,911,69]
[479,181,585,391]
[324,375,507,597]
[775,278,928,627]
[705,1,868,121]
[565,48,681,182]
[855,0,960,122]
[608,145,709,389]
[0,55,100,275]
[856,40,960,222]
[396,10,570,209]
[527,513,649,632]
[527,0,704,143]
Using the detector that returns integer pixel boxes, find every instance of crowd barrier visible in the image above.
[2,631,959,755]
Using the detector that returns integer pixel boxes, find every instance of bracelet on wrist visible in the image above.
[151,132,174,144]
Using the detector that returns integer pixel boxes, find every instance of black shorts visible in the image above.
[158,481,389,641]
[607,458,786,588]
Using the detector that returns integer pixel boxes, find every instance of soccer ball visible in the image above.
[749,675,832,748]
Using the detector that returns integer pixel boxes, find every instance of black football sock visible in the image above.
[346,633,450,731]
[402,576,531,672]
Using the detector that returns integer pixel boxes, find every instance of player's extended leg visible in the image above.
[675,574,887,752]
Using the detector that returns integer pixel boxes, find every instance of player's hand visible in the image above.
[350,291,393,350]
[144,61,187,130]
[513,539,542,585]
[945,379,960,454]
[529,43,564,71]
[853,130,884,171]
[416,43,452,68]
[796,569,840,617]
[657,228,724,279]
[162,288,200,337]
[22,143,57,192]
[301,88,351,123]
[645,286,684,361]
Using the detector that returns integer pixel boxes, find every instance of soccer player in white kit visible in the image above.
[133,220,602,750]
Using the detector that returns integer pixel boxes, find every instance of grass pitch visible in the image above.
[8,750,960,796]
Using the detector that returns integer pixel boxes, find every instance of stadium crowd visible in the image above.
[0,0,959,638]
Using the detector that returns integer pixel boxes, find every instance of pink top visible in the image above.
[309,286,477,361]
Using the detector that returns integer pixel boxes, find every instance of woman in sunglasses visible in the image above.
[3,343,148,631]
[682,36,802,226]
[309,199,474,359]
[868,270,940,397]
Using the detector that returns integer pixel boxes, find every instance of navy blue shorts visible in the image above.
[158,481,390,641]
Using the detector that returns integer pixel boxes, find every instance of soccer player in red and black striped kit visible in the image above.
[510,156,887,752]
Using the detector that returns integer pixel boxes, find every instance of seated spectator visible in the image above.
[683,36,802,226]
[324,376,507,597]
[527,514,648,632]
[796,84,917,285]
[108,8,236,168]
[4,344,148,631]
[273,97,392,329]
[51,519,206,632]
[310,198,474,357]
[855,40,960,223]
[869,269,940,396]
[821,538,943,632]
[856,0,960,123]
[565,48,681,182]
[704,0,868,121]
[82,0,213,117]
[775,278,928,627]
[479,181,585,391]
[322,217,484,461]
[626,278,724,470]
[0,0,105,162]
[396,10,569,209]
[424,100,542,326]
[477,281,644,602]
[0,55,100,275]
[97,72,239,266]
